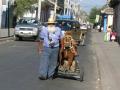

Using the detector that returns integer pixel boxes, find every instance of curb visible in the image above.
[0,36,14,42]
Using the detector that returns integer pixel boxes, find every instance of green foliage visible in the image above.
[14,0,38,17]
[88,7,101,23]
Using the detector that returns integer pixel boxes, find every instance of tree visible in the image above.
[88,7,101,23]
[14,0,38,18]
[109,0,119,7]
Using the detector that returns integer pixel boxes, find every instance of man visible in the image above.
[38,17,63,80]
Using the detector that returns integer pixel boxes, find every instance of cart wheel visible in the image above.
[79,67,84,82]
[76,61,84,82]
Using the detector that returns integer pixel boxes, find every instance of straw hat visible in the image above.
[47,16,56,24]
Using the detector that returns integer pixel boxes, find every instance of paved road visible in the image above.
[91,31,120,90]
[0,32,100,90]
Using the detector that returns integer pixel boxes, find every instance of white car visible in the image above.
[80,24,88,30]
[14,18,41,41]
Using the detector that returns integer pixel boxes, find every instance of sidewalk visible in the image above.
[0,37,13,41]
[0,28,14,38]
[90,31,120,90]
[0,28,14,42]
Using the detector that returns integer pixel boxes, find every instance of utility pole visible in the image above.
[64,0,66,15]
[54,0,57,19]
[8,0,10,37]
[38,0,42,21]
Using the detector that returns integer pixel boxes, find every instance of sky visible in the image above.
[80,0,107,13]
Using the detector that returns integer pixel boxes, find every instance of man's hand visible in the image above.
[38,48,43,54]
[37,40,43,55]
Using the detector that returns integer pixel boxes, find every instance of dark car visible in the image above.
[56,19,80,31]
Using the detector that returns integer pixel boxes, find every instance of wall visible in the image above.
[0,0,16,28]
[0,28,14,37]
[113,4,120,35]
[0,0,7,28]
[107,15,113,27]
[112,3,120,44]
[0,0,2,28]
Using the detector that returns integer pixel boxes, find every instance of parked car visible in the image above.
[80,24,88,30]
[87,25,91,30]
[14,18,41,41]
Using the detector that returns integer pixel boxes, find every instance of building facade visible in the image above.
[101,5,114,32]
[0,0,2,28]
[0,0,82,27]
[37,0,64,22]
[109,0,120,44]
[63,0,81,20]
[0,0,7,28]
[0,0,15,28]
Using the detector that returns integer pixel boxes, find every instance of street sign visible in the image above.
[57,15,73,20]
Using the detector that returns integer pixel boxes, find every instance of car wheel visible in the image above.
[19,37,23,41]
[33,36,38,41]
[14,35,19,41]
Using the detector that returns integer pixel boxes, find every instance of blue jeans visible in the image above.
[38,47,59,78]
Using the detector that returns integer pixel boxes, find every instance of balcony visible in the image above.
[47,0,56,5]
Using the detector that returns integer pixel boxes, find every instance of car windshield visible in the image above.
[82,24,87,27]
[18,18,38,25]
[56,20,74,31]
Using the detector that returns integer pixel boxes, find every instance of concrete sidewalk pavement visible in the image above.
[0,28,14,43]
[0,37,14,45]
[90,31,120,90]
[0,28,14,38]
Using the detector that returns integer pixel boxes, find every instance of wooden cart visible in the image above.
[57,30,84,81]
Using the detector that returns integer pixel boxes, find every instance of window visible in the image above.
[18,18,38,25]
[2,0,6,5]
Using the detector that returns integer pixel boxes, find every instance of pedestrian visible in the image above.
[97,25,100,31]
[37,17,63,80]
[110,31,117,42]
[106,26,112,41]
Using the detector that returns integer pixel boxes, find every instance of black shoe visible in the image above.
[38,76,47,80]
[48,75,57,80]
[48,76,54,80]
